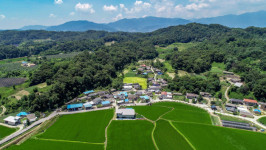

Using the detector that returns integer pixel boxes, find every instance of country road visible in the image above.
[225,85,232,103]
[0,106,6,116]
[0,107,112,145]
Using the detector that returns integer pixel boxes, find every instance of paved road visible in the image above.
[0,107,112,145]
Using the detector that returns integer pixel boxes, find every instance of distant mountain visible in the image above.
[20,25,48,30]
[18,11,266,32]
[194,11,266,28]
[107,16,191,32]
[46,20,116,32]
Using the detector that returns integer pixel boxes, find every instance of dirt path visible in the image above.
[104,109,115,150]
[225,85,231,103]
[0,105,6,116]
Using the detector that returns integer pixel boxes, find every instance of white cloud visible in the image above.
[113,13,123,21]
[75,3,95,14]
[49,14,56,18]
[0,14,5,20]
[122,0,152,14]
[103,5,118,12]
[54,0,63,5]
[70,12,75,16]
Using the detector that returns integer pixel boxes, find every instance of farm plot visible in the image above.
[38,109,114,143]
[0,125,17,140]
[173,122,266,150]
[107,120,155,150]
[128,105,172,121]
[258,117,266,125]
[6,139,104,150]
[123,77,147,89]
[154,120,193,150]
[0,78,27,87]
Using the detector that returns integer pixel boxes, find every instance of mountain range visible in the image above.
[19,11,266,32]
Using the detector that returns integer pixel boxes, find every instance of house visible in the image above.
[102,101,111,106]
[146,66,151,70]
[234,82,243,87]
[231,78,241,83]
[230,99,244,105]
[211,105,217,110]
[161,92,173,99]
[148,78,154,82]
[4,116,21,126]
[253,109,261,115]
[140,64,146,68]
[146,91,153,97]
[148,86,161,92]
[102,94,113,99]
[26,114,37,122]
[92,98,102,105]
[97,91,106,96]
[67,103,83,111]
[117,100,124,105]
[116,109,136,119]
[140,96,150,102]
[259,102,266,111]
[124,99,129,103]
[123,85,132,91]
[186,93,199,99]
[225,104,238,112]
[83,90,94,95]
[138,68,144,72]
[200,92,212,98]
[128,94,138,101]
[133,83,141,90]
[119,92,128,97]
[17,112,28,117]
[115,94,126,100]
[238,107,253,117]
[83,102,93,110]
[244,99,258,106]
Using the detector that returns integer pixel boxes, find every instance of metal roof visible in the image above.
[67,103,83,109]
[116,109,135,116]
[102,101,110,105]
[84,90,94,94]
[17,112,28,116]
[83,102,92,108]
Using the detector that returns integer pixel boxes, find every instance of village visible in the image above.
[2,63,266,134]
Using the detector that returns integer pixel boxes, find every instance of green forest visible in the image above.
[0,23,265,113]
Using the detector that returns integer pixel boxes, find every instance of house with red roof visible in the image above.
[243,99,258,106]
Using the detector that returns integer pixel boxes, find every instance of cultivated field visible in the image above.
[258,117,266,125]
[0,125,17,140]
[6,139,104,150]
[123,77,147,89]
[129,105,172,121]
[39,109,114,143]
[0,78,27,87]
[107,120,156,150]
[173,122,266,150]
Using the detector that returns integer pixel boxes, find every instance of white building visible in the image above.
[116,109,136,119]
[4,116,21,126]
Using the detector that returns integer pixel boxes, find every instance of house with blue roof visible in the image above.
[124,99,129,103]
[83,102,92,110]
[119,92,128,97]
[102,101,111,106]
[17,112,28,117]
[67,103,83,111]
[140,96,150,102]
[253,109,261,114]
[84,90,94,95]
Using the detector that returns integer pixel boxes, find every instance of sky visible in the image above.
[0,0,265,29]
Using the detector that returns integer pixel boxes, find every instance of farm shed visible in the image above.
[83,90,94,95]
[238,107,253,117]
[253,109,261,114]
[116,109,136,119]
[102,101,111,106]
[234,82,243,87]
[67,103,83,111]
[200,92,212,98]
[4,116,21,126]
[230,99,244,105]
[83,102,92,110]
[26,114,37,122]
[186,93,199,99]
[222,120,256,131]
[17,112,28,117]
[244,99,258,106]
[93,98,102,105]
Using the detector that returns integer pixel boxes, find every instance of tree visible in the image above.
[218,92,222,99]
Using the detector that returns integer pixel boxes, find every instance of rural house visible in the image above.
[230,99,244,105]
[259,102,266,111]
[186,93,199,99]
[4,116,21,126]
[83,90,94,95]
[26,114,37,122]
[101,101,111,106]
[92,98,102,105]
[67,103,83,111]
[17,112,28,117]
[244,99,258,106]
[83,102,93,110]
[200,92,212,98]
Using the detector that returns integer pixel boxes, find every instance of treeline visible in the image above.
[1,41,157,112]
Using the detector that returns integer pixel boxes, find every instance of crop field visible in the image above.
[0,62,37,72]
[154,120,193,150]
[173,122,266,150]
[0,125,17,140]
[123,77,147,89]
[38,109,114,143]
[209,62,225,75]
[0,78,27,87]
[258,117,266,125]
[45,52,81,59]
[107,120,156,150]
[6,139,104,150]
[128,105,172,121]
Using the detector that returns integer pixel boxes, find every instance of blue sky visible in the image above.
[0,0,265,29]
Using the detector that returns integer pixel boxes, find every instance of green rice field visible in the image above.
[107,120,156,150]
[0,125,17,140]
[38,109,114,143]
[123,77,147,89]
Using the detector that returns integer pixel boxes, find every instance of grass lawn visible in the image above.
[154,120,193,150]
[38,109,114,143]
[128,105,172,121]
[173,122,266,150]
[210,62,225,75]
[0,125,17,140]
[6,139,104,150]
[123,77,147,89]
[258,117,266,125]
[107,120,156,150]
[164,61,174,73]
[217,114,251,124]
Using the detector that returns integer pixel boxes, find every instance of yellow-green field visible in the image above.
[123,77,147,89]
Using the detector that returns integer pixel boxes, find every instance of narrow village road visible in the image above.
[0,107,112,145]
[151,67,157,82]
[0,106,6,116]
[225,85,231,103]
